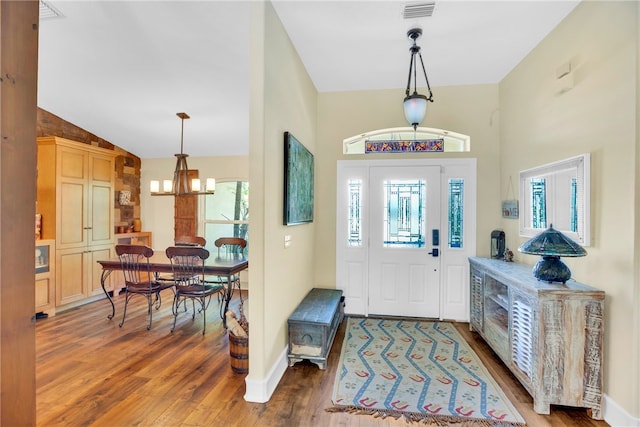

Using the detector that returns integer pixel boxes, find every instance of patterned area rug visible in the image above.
[327,317,526,426]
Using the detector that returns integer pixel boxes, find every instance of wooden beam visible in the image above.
[0,1,39,424]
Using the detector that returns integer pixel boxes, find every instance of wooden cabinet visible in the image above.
[35,239,56,316]
[469,257,604,419]
[56,244,113,306]
[37,137,117,309]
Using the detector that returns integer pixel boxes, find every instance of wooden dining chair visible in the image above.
[214,237,246,257]
[166,245,224,335]
[156,235,208,283]
[175,235,206,246]
[115,244,175,330]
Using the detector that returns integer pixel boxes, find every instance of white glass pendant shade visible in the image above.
[404,93,428,129]
[163,180,173,193]
[150,180,160,193]
[191,178,201,192]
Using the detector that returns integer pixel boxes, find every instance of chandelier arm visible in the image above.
[417,51,433,101]
[413,52,418,94]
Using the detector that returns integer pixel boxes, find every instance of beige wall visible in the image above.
[314,85,501,288]
[246,1,319,384]
[499,1,638,418]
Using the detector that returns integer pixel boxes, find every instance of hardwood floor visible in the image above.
[36,291,609,426]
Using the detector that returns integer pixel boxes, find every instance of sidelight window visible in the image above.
[348,179,362,247]
[448,179,464,248]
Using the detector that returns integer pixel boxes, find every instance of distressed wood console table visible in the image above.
[469,257,604,419]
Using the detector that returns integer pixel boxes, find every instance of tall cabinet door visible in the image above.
[56,146,88,249]
[88,154,115,246]
[56,248,88,306]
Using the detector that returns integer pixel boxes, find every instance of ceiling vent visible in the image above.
[39,0,63,20]
[403,1,436,19]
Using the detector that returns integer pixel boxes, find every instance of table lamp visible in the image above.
[518,224,587,283]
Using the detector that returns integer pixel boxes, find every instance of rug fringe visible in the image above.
[325,405,527,426]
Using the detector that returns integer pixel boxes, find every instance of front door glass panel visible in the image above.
[382,180,425,248]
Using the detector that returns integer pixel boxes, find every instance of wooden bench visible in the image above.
[287,288,344,370]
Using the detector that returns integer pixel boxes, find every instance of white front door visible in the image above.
[368,166,441,318]
[336,158,476,321]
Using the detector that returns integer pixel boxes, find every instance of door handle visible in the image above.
[428,248,439,257]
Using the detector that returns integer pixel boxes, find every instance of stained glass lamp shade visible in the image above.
[518,224,587,283]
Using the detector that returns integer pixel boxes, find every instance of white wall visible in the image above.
[245,0,318,401]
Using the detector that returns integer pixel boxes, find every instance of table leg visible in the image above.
[220,275,234,329]
[100,269,115,320]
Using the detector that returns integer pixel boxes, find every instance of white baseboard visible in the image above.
[604,394,640,426]
[243,346,288,403]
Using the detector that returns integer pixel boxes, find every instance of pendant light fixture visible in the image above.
[149,112,216,196]
[403,27,434,130]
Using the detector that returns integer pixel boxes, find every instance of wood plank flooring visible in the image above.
[36,291,610,426]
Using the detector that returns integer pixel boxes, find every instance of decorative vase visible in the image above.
[132,219,141,232]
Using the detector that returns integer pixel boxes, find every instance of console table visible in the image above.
[468,257,604,419]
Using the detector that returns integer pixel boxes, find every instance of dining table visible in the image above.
[97,253,248,328]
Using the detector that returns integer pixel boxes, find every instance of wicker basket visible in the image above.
[228,331,248,374]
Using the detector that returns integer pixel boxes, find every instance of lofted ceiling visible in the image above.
[37,0,579,159]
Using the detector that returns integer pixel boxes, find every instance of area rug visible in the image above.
[327,317,526,426]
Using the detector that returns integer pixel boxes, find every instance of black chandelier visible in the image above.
[149,112,216,196]
[403,27,434,130]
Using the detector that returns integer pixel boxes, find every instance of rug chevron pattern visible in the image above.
[327,317,526,426]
